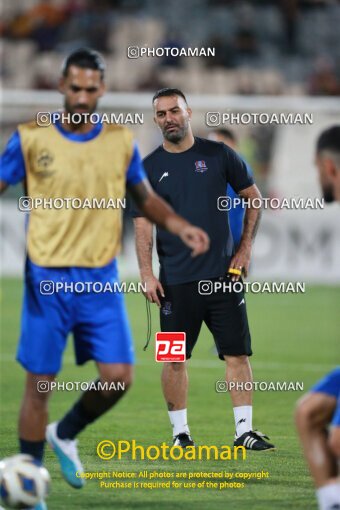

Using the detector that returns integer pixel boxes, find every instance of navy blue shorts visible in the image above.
[160,276,252,360]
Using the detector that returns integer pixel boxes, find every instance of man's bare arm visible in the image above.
[228,183,262,280]
[133,217,165,305]
[239,184,262,245]
[134,217,153,280]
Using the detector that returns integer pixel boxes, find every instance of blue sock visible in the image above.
[19,438,45,464]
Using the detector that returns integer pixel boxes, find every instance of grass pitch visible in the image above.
[1,278,339,509]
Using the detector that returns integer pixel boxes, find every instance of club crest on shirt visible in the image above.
[162,301,172,315]
[35,149,56,177]
[194,160,208,173]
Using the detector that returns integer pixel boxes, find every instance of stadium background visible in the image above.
[1,1,340,509]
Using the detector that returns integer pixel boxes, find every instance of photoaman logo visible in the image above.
[96,440,246,461]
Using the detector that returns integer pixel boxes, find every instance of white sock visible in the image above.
[168,409,190,437]
[316,483,340,510]
[233,405,253,437]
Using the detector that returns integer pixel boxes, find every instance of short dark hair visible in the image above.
[211,128,237,143]
[316,126,340,154]
[61,48,106,79]
[152,88,187,105]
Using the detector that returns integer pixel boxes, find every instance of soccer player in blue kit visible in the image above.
[295,126,340,510]
[133,88,275,451]
[0,50,209,509]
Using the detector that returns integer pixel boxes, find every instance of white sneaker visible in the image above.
[46,422,85,488]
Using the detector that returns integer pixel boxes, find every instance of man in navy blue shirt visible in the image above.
[133,88,274,451]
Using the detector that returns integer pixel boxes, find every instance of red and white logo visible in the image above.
[155,332,186,362]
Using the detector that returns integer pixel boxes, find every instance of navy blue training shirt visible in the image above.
[132,137,254,285]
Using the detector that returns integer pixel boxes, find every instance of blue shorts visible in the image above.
[311,368,340,426]
[17,258,135,374]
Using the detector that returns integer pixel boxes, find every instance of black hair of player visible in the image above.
[61,48,106,80]
[316,126,340,154]
[152,88,187,105]
[211,128,237,143]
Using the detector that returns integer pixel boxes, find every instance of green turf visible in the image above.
[1,278,339,509]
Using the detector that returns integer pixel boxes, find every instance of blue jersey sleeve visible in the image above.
[0,131,26,185]
[226,157,253,248]
[126,144,147,186]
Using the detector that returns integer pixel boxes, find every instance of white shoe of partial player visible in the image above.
[46,422,85,489]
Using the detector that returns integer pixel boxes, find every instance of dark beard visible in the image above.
[65,101,97,124]
[163,126,186,143]
[71,112,90,123]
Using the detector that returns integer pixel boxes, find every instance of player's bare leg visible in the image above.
[54,362,133,439]
[329,425,340,460]
[162,361,187,410]
[19,372,55,441]
[225,355,274,450]
[225,354,253,407]
[19,372,55,465]
[327,426,340,499]
[96,362,134,396]
[295,392,337,487]
[295,392,340,509]
[224,354,253,434]
[161,361,193,446]
[46,362,133,488]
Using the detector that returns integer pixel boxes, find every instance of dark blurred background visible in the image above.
[1,0,340,95]
[1,0,340,281]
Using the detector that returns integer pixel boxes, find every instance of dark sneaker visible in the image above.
[234,430,275,451]
[173,433,195,448]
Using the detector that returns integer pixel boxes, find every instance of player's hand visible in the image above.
[179,226,210,257]
[228,241,252,281]
[142,274,165,307]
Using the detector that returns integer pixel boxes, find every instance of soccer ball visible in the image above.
[0,454,50,508]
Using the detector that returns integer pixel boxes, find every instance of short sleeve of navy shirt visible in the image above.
[131,137,254,285]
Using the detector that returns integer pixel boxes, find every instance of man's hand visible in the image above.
[142,274,165,307]
[179,225,210,257]
[228,241,252,281]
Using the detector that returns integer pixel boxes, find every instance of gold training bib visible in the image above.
[18,121,134,267]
